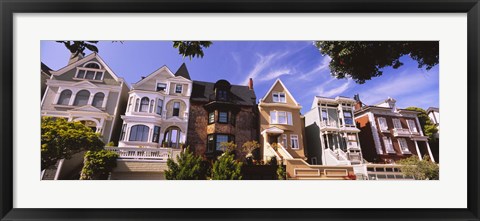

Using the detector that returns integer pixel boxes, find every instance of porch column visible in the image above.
[425,141,436,163]
[325,133,331,150]
[414,140,422,160]
[263,133,268,161]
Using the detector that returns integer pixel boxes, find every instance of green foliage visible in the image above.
[277,164,286,180]
[270,142,278,151]
[56,41,212,60]
[219,141,237,152]
[315,41,439,84]
[241,140,261,158]
[405,107,439,140]
[80,150,118,180]
[212,150,243,180]
[41,117,104,170]
[172,41,212,59]
[398,155,439,180]
[106,141,115,147]
[165,148,208,180]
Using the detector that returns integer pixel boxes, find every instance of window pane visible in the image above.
[287,112,292,125]
[57,90,72,105]
[139,97,149,112]
[73,90,90,106]
[85,71,95,79]
[85,63,100,69]
[175,85,182,93]
[216,135,229,150]
[279,93,286,103]
[92,93,104,108]
[270,111,277,124]
[129,125,149,142]
[94,72,103,80]
[156,99,163,115]
[273,93,279,102]
[219,112,228,123]
[173,102,180,116]
[156,83,167,91]
[278,111,287,124]
[209,112,215,123]
[149,100,154,113]
[77,70,85,78]
[207,135,214,152]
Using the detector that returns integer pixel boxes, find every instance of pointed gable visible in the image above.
[174,63,191,80]
[132,66,175,91]
[261,79,300,107]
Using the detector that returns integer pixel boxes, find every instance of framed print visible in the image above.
[1,0,479,220]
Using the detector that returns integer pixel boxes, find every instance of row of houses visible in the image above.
[41,53,439,180]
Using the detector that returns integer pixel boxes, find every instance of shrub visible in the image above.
[398,155,439,180]
[165,148,208,180]
[277,164,286,180]
[80,150,118,180]
[212,150,242,180]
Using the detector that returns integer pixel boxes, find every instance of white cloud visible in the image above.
[258,68,293,82]
[312,79,353,98]
[298,56,331,80]
[241,51,290,85]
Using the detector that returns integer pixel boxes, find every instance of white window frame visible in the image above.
[74,66,105,81]
[397,138,410,154]
[378,117,388,131]
[282,134,288,147]
[272,92,286,103]
[407,119,418,133]
[393,118,402,129]
[156,82,167,92]
[383,137,395,153]
[290,134,299,149]
[270,111,293,125]
[175,84,183,93]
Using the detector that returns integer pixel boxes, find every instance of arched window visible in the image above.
[73,90,90,106]
[57,90,72,105]
[85,62,100,69]
[163,127,181,148]
[135,98,140,112]
[139,97,150,112]
[92,92,105,108]
[149,99,154,113]
[129,125,149,142]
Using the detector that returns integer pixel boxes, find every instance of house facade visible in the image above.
[41,63,52,98]
[304,96,363,166]
[187,78,258,159]
[41,53,129,144]
[258,79,306,163]
[118,63,192,148]
[354,97,435,163]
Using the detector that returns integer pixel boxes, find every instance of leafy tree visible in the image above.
[277,164,286,180]
[41,117,104,170]
[405,107,438,140]
[165,148,208,180]
[314,41,439,83]
[398,155,439,180]
[211,150,243,180]
[57,41,212,59]
[80,150,118,180]
[173,41,213,59]
[241,140,260,158]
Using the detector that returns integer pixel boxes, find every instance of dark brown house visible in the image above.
[354,96,436,164]
[187,78,259,159]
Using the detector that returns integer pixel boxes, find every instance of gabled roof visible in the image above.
[190,80,256,106]
[132,65,175,87]
[174,63,191,80]
[261,78,300,106]
[51,53,122,83]
[41,62,52,76]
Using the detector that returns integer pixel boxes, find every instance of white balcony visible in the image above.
[320,121,340,131]
[105,147,173,162]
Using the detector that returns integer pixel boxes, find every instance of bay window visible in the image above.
[270,111,292,125]
[129,125,149,142]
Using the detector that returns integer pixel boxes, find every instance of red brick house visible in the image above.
[186,78,259,159]
[354,96,435,164]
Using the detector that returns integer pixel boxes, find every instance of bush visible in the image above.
[80,150,118,180]
[212,150,242,180]
[398,155,439,180]
[277,164,286,180]
[165,148,208,180]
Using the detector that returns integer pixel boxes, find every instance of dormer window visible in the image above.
[273,92,286,103]
[217,90,228,101]
[156,83,167,92]
[75,62,104,81]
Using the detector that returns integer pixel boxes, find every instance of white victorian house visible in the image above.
[41,53,129,144]
[118,63,192,149]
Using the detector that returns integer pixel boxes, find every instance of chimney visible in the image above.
[68,52,84,65]
[248,78,254,90]
[354,94,363,110]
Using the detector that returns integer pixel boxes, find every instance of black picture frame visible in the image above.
[1,0,479,220]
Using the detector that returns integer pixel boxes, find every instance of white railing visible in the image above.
[324,149,350,166]
[105,147,172,162]
[320,120,338,128]
[392,128,411,137]
[277,143,293,160]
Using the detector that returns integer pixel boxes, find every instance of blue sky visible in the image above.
[41,41,439,114]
